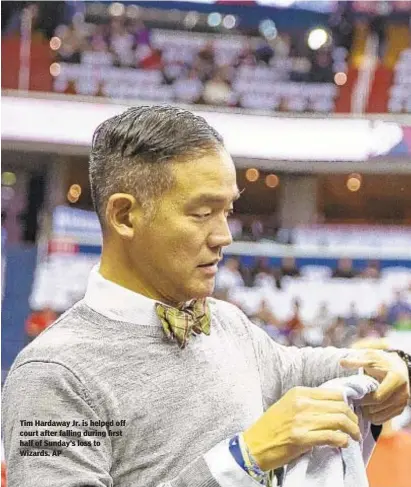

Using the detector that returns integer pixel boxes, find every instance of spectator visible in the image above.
[387,290,411,325]
[372,303,390,336]
[255,41,274,65]
[194,41,215,81]
[174,69,203,104]
[395,311,411,331]
[325,316,353,347]
[25,306,58,343]
[227,217,243,240]
[202,71,232,106]
[310,50,333,83]
[369,3,390,61]
[361,260,381,279]
[304,302,334,347]
[250,218,264,241]
[332,257,358,279]
[56,24,82,63]
[284,298,304,344]
[138,47,163,70]
[280,256,300,278]
[345,302,360,328]
[109,18,134,66]
[130,19,150,46]
[215,257,244,291]
[250,298,280,329]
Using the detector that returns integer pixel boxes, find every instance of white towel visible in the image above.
[282,374,379,487]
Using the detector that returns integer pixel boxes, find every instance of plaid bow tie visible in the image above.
[155,299,211,349]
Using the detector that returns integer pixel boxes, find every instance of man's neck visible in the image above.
[99,250,183,308]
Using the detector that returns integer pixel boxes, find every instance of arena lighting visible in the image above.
[184,11,199,29]
[222,15,236,29]
[307,28,329,50]
[109,2,125,17]
[259,19,277,40]
[67,184,82,203]
[2,172,17,186]
[346,175,362,192]
[126,5,140,19]
[265,174,279,188]
[49,63,61,77]
[245,168,260,182]
[207,12,222,27]
[334,72,347,86]
[49,37,61,51]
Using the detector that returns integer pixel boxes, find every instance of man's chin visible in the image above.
[188,280,215,300]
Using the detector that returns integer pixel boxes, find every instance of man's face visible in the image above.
[129,149,239,305]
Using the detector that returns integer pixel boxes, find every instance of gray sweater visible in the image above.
[2,273,351,487]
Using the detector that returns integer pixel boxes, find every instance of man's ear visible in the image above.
[105,193,142,239]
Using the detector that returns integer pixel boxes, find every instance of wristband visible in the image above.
[229,433,268,485]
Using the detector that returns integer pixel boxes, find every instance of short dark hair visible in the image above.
[89,105,224,227]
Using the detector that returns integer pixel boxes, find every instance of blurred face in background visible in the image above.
[123,149,239,306]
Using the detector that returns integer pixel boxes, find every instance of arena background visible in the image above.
[1,1,411,485]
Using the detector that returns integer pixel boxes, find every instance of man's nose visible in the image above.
[208,218,233,249]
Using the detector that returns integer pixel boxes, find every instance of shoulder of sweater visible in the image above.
[207,297,262,337]
[9,303,90,374]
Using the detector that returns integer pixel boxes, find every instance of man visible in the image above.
[2,106,410,487]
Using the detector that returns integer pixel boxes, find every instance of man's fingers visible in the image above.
[372,371,403,403]
[305,399,359,425]
[294,387,344,402]
[303,430,350,449]
[362,387,407,414]
[360,392,379,406]
[367,406,405,425]
[312,413,361,441]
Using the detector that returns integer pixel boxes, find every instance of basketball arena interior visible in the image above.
[1,1,411,486]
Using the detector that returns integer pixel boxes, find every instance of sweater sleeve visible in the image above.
[2,361,262,487]
[233,306,354,409]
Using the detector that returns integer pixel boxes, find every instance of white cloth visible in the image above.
[282,374,379,487]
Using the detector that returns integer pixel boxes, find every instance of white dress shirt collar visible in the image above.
[84,265,164,327]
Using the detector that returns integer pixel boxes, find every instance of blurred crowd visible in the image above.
[213,256,411,349]
[50,11,343,111]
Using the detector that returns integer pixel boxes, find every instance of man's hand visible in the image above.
[242,387,361,472]
[340,349,410,425]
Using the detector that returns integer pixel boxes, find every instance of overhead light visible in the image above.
[2,172,17,186]
[334,72,347,86]
[223,15,236,29]
[265,174,279,188]
[245,168,260,183]
[207,12,222,27]
[49,63,61,77]
[307,28,329,50]
[259,19,277,40]
[109,2,125,17]
[49,37,61,50]
[184,11,199,29]
[346,174,362,192]
[67,184,82,203]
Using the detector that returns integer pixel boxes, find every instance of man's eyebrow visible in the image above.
[188,189,242,206]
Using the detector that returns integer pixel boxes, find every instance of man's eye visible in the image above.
[193,213,211,219]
